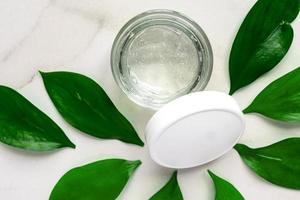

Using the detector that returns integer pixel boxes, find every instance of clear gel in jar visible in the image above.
[111,10,213,109]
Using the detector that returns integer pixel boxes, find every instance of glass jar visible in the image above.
[111,10,213,109]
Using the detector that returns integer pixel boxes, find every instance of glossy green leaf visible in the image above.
[208,170,245,200]
[244,67,300,122]
[149,171,183,200]
[0,86,75,151]
[229,0,299,94]
[234,138,300,189]
[40,71,144,146]
[50,159,141,200]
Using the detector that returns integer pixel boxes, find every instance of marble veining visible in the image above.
[1,1,53,62]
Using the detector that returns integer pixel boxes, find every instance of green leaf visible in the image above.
[50,159,141,200]
[149,171,183,200]
[244,67,300,122]
[0,86,75,151]
[40,71,144,146]
[234,138,300,189]
[229,0,299,94]
[208,170,245,200]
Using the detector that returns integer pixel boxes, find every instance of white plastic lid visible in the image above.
[145,91,245,169]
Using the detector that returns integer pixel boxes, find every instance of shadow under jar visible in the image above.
[111,10,213,109]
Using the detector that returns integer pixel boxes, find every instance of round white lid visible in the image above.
[145,91,245,169]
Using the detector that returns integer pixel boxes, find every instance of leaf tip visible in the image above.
[207,170,217,180]
[131,160,142,168]
[127,126,144,147]
[136,139,144,147]
[234,143,250,154]
[61,141,76,149]
[39,70,46,75]
[134,159,142,166]
[233,143,241,150]
[170,171,178,180]
[127,160,142,174]
[126,135,144,147]
[243,106,252,114]
[68,142,76,149]
[229,88,235,95]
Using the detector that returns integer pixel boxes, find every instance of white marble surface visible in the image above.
[0,0,300,199]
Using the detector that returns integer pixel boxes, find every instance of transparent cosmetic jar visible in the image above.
[111,10,245,169]
[111,10,213,109]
